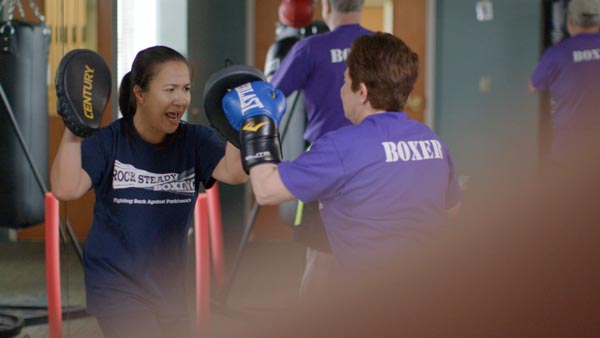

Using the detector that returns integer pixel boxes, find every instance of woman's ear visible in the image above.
[359,82,369,104]
[133,85,144,105]
[567,17,576,36]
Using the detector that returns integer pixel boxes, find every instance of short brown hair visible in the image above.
[346,32,419,112]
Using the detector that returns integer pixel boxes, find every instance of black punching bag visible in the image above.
[0,20,51,228]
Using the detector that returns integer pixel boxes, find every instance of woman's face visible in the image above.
[134,60,191,143]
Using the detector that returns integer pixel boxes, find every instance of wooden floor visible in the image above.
[0,228,305,338]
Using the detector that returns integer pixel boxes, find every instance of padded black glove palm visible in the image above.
[55,49,111,137]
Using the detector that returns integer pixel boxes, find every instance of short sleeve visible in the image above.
[194,126,226,190]
[530,47,557,92]
[270,40,312,96]
[81,128,111,187]
[278,136,346,203]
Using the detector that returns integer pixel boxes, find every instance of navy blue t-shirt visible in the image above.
[81,119,224,316]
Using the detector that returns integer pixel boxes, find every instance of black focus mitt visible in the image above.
[55,49,111,137]
[203,64,266,148]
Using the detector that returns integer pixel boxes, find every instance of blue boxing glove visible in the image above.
[222,81,287,173]
[222,81,286,130]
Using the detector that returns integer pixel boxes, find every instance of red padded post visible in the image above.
[45,193,62,338]
[206,184,225,288]
[194,194,210,337]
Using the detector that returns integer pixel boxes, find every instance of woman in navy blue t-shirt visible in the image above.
[50,46,247,338]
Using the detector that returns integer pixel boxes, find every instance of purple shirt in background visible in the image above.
[279,113,461,272]
[531,32,600,162]
[271,24,372,143]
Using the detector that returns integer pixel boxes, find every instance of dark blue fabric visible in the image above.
[96,309,191,338]
[81,119,224,316]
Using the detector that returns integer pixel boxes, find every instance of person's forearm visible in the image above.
[50,130,86,200]
[250,163,295,205]
[213,142,249,185]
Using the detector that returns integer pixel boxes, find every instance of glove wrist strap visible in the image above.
[240,115,282,174]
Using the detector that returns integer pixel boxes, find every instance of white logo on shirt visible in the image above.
[573,48,600,63]
[330,48,351,63]
[381,140,444,162]
[112,160,195,196]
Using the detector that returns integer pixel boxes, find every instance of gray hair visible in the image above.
[327,0,364,13]
[569,0,600,28]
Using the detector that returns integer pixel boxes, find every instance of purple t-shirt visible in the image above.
[271,24,372,143]
[530,32,600,161]
[279,112,461,271]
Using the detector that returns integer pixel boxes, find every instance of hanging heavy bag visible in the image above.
[0,19,51,228]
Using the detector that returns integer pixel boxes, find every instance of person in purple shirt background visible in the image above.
[263,1,329,240]
[529,0,600,169]
[240,32,460,280]
[270,0,372,299]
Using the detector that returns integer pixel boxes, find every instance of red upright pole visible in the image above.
[45,193,62,338]
[194,194,211,337]
[206,184,225,288]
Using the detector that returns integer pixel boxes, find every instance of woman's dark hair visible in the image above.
[118,45,191,145]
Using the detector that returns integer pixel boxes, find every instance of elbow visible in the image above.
[50,186,76,202]
[50,179,84,202]
[50,179,67,201]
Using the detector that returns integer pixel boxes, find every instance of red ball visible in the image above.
[278,0,314,28]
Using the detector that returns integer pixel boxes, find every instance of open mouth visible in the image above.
[166,112,181,122]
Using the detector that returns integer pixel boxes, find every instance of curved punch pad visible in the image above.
[203,64,266,148]
[55,49,111,137]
